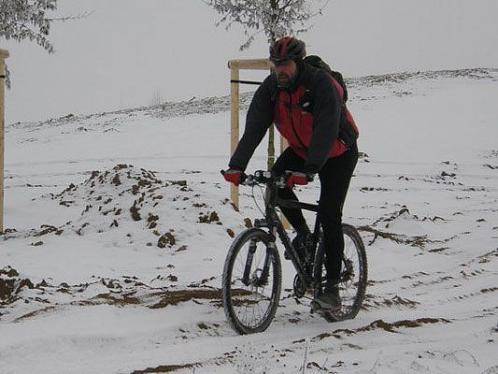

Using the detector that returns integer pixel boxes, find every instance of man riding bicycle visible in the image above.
[223,36,359,314]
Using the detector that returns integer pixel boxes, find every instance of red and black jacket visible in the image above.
[229,62,359,174]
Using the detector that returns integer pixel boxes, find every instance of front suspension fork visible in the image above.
[242,239,272,287]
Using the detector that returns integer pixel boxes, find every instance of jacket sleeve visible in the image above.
[228,76,275,171]
[304,70,342,174]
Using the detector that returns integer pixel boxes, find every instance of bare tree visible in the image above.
[205,0,329,169]
[0,0,90,87]
[205,0,329,50]
[1,0,57,54]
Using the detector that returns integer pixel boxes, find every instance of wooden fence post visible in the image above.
[228,59,271,210]
[229,60,240,209]
[0,49,9,234]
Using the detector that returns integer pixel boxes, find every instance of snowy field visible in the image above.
[1,68,498,373]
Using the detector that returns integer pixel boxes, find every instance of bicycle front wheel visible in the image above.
[222,228,282,334]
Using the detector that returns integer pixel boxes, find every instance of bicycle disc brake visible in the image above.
[341,258,355,285]
[293,274,306,298]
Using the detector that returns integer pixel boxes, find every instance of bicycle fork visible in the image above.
[242,239,271,287]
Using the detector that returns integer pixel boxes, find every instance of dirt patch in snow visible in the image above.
[0,267,35,305]
[3,164,241,250]
[358,206,455,249]
[362,294,420,310]
[130,362,199,374]
[312,317,451,341]
[148,288,223,309]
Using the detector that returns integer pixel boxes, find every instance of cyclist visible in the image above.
[223,36,359,314]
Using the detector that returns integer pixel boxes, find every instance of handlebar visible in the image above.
[242,170,286,187]
[222,169,313,188]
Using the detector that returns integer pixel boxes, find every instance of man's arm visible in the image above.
[228,76,275,171]
[304,70,342,174]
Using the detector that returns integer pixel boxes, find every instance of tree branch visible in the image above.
[48,10,94,22]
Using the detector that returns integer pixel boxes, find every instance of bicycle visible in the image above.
[221,170,368,335]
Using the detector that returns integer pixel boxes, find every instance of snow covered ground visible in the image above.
[1,68,498,373]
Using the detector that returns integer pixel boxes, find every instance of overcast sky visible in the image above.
[3,0,498,123]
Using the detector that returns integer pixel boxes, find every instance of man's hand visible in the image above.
[285,171,314,188]
[221,169,246,186]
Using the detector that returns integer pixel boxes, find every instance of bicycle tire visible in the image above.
[313,223,368,320]
[222,228,282,334]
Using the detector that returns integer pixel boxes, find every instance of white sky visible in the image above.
[3,0,498,123]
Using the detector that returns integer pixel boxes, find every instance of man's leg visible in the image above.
[272,148,308,233]
[318,144,358,285]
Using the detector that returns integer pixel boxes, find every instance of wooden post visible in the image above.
[230,61,240,209]
[0,49,9,234]
[229,59,271,70]
[228,59,271,209]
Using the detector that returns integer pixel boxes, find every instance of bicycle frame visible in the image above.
[247,171,322,292]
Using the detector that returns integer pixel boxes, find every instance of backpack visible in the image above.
[303,55,349,103]
[303,55,358,145]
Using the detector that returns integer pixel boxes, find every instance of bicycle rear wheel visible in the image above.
[222,228,282,334]
[313,223,368,320]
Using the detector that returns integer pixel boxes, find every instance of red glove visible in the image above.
[286,171,313,188]
[222,169,245,186]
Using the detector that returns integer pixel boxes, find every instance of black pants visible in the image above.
[272,144,358,282]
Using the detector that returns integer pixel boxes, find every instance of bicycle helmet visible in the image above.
[269,37,306,64]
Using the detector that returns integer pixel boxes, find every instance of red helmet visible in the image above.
[269,37,306,64]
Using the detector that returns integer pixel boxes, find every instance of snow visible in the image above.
[1,68,498,373]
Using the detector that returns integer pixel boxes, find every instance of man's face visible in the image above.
[271,60,297,88]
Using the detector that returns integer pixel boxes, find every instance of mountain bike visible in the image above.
[222,170,368,335]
